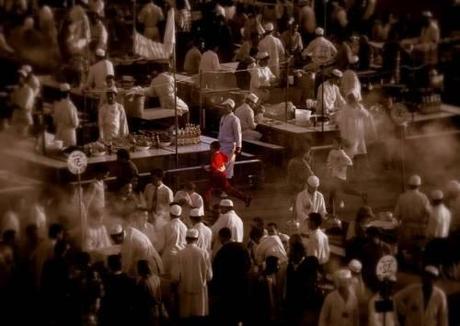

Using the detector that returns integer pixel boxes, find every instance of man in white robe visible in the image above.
[217,99,242,179]
[84,208,112,251]
[295,175,327,232]
[190,208,212,254]
[258,22,285,77]
[85,49,114,92]
[254,230,288,266]
[426,190,451,239]
[98,87,129,141]
[304,212,330,265]
[129,207,157,249]
[302,27,337,70]
[250,51,277,101]
[174,182,204,227]
[317,69,346,115]
[157,204,187,276]
[53,83,79,147]
[234,93,263,141]
[171,229,213,319]
[144,169,174,229]
[211,199,244,246]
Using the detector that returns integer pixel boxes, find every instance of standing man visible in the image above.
[234,93,263,141]
[395,265,448,326]
[189,208,212,254]
[144,169,174,226]
[157,204,187,276]
[21,65,41,97]
[85,48,114,92]
[172,229,213,322]
[211,199,244,245]
[305,212,330,265]
[302,27,337,70]
[217,98,242,180]
[98,87,129,141]
[316,69,346,115]
[137,0,164,41]
[426,190,451,240]
[174,182,204,226]
[10,69,35,136]
[295,175,327,230]
[258,22,285,77]
[53,83,79,147]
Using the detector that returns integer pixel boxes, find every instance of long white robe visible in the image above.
[235,103,262,141]
[317,81,346,115]
[144,183,174,229]
[158,218,187,275]
[305,228,330,264]
[258,34,285,77]
[395,284,448,326]
[395,189,431,240]
[295,189,327,223]
[193,222,212,254]
[98,102,129,141]
[174,190,204,226]
[86,59,114,91]
[426,204,451,239]
[85,224,112,251]
[53,98,79,147]
[211,211,244,243]
[218,113,242,179]
[254,235,288,266]
[319,290,359,326]
[171,244,213,318]
[121,226,163,277]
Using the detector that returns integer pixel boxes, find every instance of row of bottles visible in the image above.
[175,124,201,145]
[421,94,441,105]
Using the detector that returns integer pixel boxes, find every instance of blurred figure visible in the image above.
[129,207,157,250]
[134,259,162,326]
[305,212,330,265]
[144,169,173,228]
[10,69,35,136]
[234,92,263,141]
[85,165,108,212]
[84,208,111,252]
[295,175,327,228]
[258,22,285,77]
[189,208,212,254]
[287,144,314,198]
[281,19,303,58]
[85,49,114,92]
[53,83,79,147]
[98,87,129,141]
[426,190,451,240]
[250,51,277,101]
[302,27,337,70]
[174,182,204,226]
[254,223,288,266]
[111,149,139,191]
[183,38,203,74]
[137,0,164,41]
[316,69,346,116]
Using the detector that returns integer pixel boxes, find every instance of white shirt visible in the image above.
[218,112,242,148]
[341,69,362,102]
[305,228,330,264]
[254,235,288,265]
[199,50,220,72]
[258,34,285,77]
[131,221,157,249]
[159,218,187,275]
[144,182,174,214]
[53,98,79,147]
[85,224,112,251]
[193,222,212,253]
[86,59,114,91]
[327,148,353,180]
[303,36,338,66]
[295,189,327,222]
[319,289,359,326]
[174,190,204,216]
[211,210,244,243]
[85,179,105,211]
[317,81,346,114]
[426,204,451,238]
[394,189,430,225]
[235,103,257,131]
[335,102,375,157]
[98,102,129,141]
[143,72,189,114]
[250,65,276,92]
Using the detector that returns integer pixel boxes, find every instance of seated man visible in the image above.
[250,51,277,102]
[234,93,263,141]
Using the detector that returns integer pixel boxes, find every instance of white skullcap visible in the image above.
[348,259,362,273]
[59,83,71,92]
[307,175,320,188]
[95,48,106,57]
[447,180,460,194]
[220,199,234,207]
[186,228,199,239]
[17,69,27,78]
[170,204,182,216]
[424,265,439,277]
[331,69,343,78]
[315,27,324,36]
[422,11,433,18]
[221,98,235,109]
[350,55,359,64]
[264,22,274,32]
[189,208,202,217]
[334,268,352,281]
[255,51,270,60]
[22,65,32,74]
[106,86,118,94]
[408,174,422,186]
[431,189,444,200]
[246,93,259,104]
[109,224,123,235]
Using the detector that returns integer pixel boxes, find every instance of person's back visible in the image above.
[213,241,250,292]
[395,189,430,225]
[101,272,136,326]
[184,46,201,74]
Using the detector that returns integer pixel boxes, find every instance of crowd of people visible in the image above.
[0,0,457,325]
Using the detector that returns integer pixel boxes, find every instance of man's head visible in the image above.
[151,168,164,186]
[431,189,444,206]
[408,174,422,190]
[186,228,199,244]
[109,224,125,244]
[422,265,439,287]
[315,27,325,38]
[116,148,130,162]
[169,204,182,219]
[330,69,343,85]
[267,222,278,236]
[307,175,320,194]
[95,48,106,59]
[221,98,235,115]
[334,268,352,292]
[289,20,299,33]
[133,206,149,225]
[189,208,203,224]
[246,93,259,109]
[219,199,234,214]
[184,182,196,194]
[308,212,322,230]
[263,22,274,35]
[218,227,232,244]
[421,11,433,27]
[348,259,362,276]
[59,83,71,99]
[106,87,118,105]
[121,75,135,89]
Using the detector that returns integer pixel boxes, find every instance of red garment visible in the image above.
[211,151,228,176]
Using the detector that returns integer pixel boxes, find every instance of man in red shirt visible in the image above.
[204,141,251,209]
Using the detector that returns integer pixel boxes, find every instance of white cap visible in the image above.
[307,175,320,188]
[220,199,234,207]
[106,86,118,94]
[22,65,32,74]
[334,268,352,281]
[348,259,362,273]
[221,98,235,109]
[95,48,106,57]
[189,208,202,217]
[447,180,460,194]
[422,11,433,18]
[256,51,270,60]
[315,27,324,36]
[170,204,182,216]
[17,69,27,78]
[264,22,274,32]
[350,55,359,64]
[431,189,444,200]
[424,265,439,277]
[186,228,199,239]
[59,83,71,92]
[331,69,343,78]
[408,174,422,186]
[246,93,259,104]
[109,224,123,235]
